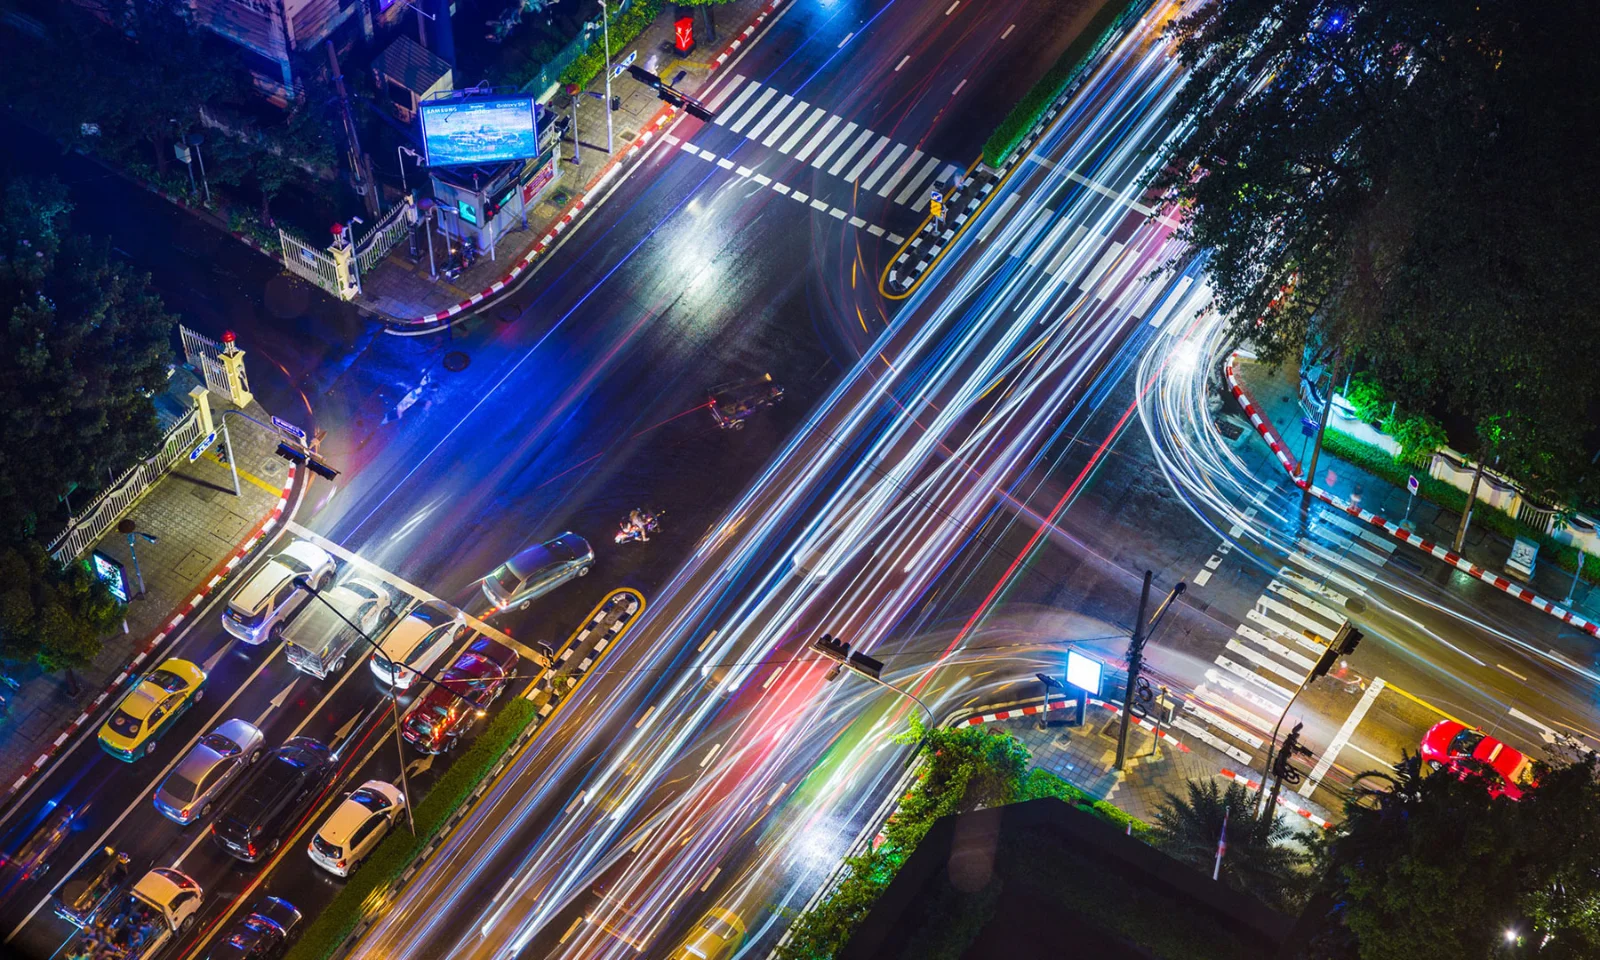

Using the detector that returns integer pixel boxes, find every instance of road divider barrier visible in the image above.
[283,588,644,960]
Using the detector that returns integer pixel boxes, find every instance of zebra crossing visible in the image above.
[701,75,960,207]
[1175,505,1397,768]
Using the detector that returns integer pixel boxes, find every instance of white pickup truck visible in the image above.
[67,867,203,960]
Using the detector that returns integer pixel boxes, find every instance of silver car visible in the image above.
[152,718,265,825]
[481,533,594,612]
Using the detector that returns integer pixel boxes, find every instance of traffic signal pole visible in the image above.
[1114,571,1154,772]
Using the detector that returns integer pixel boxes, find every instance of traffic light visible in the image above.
[275,442,341,482]
[846,650,884,682]
[812,633,850,662]
[626,64,662,89]
[1309,622,1365,681]
[1271,721,1313,782]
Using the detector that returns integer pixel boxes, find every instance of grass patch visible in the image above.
[981,0,1145,167]
[1319,428,1600,583]
[283,698,539,960]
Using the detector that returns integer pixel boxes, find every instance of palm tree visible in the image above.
[1151,779,1309,910]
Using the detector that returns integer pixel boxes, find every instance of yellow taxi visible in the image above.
[667,907,745,960]
[98,658,208,762]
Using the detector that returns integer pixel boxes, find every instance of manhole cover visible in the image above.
[1344,597,1368,614]
[443,351,471,372]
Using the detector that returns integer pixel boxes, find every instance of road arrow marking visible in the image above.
[254,680,297,727]
[405,754,435,778]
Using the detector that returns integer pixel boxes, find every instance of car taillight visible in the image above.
[335,859,346,868]
[246,842,257,857]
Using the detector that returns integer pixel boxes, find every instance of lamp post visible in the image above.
[186,133,211,206]
[598,0,614,153]
[115,519,157,599]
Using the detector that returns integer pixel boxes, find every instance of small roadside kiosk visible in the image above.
[419,89,564,260]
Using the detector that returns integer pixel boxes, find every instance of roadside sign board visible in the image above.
[612,50,638,79]
[930,199,945,220]
[1066,650,1102,696]
[189,431,217,463]
[1407,475,1419,494]
[272,416,309,446]
[1300,416,1318,437]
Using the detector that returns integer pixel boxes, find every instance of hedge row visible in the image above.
[283,698,540,960]
[980,0,1145,167]
[1024,768,1151,835]
[1318,428,1600,583]
[558,0,666,88]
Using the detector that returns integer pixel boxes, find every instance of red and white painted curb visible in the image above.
[1219,768,1334,829]
[1224,353,1600,639]
[961,697,1192,753]
[399,106,680,328]
[6,466,297,797]
[708,0,784,72]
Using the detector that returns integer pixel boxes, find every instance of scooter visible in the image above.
[615,509,664,545]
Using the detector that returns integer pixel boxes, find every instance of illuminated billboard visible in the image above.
[1065,650,1102,696]
[420,96,540,167]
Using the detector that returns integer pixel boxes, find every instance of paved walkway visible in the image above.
[358,0,779,324]
[981,705,1334,839]
[0,385,301,801]
[1233,358,1600,625]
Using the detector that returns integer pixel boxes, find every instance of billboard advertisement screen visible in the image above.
[420,97,540,167]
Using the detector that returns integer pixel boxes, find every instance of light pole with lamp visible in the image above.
[115,518,157,599]
[598,0,614,153]
[397,145,423,196]
[292,577,490,837]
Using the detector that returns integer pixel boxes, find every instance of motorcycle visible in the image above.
[615,509,663,545]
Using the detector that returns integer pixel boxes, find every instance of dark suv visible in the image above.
[211,738,336,862]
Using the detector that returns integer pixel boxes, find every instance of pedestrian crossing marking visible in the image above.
[793,115,842,163]
[744,93,792,141]
[776,106,826,153]
[728,87,778,134]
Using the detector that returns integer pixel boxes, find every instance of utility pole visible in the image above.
[1454,457,1487,553]
[1114,571,1154,771]
[327,42,381,217]
[1264,722,1312,831]
[1255,622,1363,813]
[1300,355,1340,522]
[598,0,614,153]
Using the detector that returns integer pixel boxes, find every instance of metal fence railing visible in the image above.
[46,405,205,563]
[179,325,240,406]
[355,201,414,275]
[279,228,346,299]
[518,0,638,101]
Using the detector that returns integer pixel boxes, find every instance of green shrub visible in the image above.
[283,699,539,960]
[981,0,1143,167]
[1023,768,1150,835]
[1343,372,1387,423]
[558,0,665,88]
[1387,412,1447,461]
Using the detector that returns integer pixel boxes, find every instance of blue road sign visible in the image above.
[189,431,217,463]
[1407,475,1419,494]
[1300,416,1318,437]
[272,416,308,445]
[612,50,638,79]
[930,188,943,204]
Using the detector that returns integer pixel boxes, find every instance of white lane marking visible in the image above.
[699,866,722,892]
[953,78,967,96]
[1301,678,1385,795]
[636,705,656,728]
[1001,22,1015,38]
[753,174,772,186]
[895,55,911,71]
[1345,741,1389,764]
[975,194,1019,242]
[838,31,854,47]
[716,157,736,170]
[767,781,787,806]
[736,165,755,177]
[945,1,958,13]
[1509,707,1560,744]
[1495,663,1529,682]
[1192,569,1212,587]
[700,743,723,768]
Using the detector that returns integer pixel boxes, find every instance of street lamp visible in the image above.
[397,145,422,196]
[115,518,158,599]
[294,577,494,836]
[598,0,614,153]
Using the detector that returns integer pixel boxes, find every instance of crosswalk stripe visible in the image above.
[1309,527,1392,568]
[1244,609,1328,659]
[777,106,826,153]
[761,98,807,146]
[893,155,944,206]
[1235,623,1318,671]
[1086,242,1125,285]
[1181,701,1266,748]
[809,121,859,169]
[1039,225,1086,273]
[743,93,792,141]
[1294,539,1380,584]
[1268,581,1345,626]
[859,142,906,191]
[1286,550,1369,598]
[1314,511,1396,554]
[1276,565,1353,605]
[976,195,1021,242]
[875,148,922,197]
[1225,639,1305,684]
[1215,655,1295,703]
[1132,273,1171,323]
[834,132,886,178]
[937,163,960,187]
[794,114,843,162]
[728,87,778,134]
[1256,594,1339,640]
[1173,718,1254,765]
[716,81,762,125]
[1098,244,1143,297]
[1027,218,1075,267]
[1010,206,1053,257]
[704,74,747,112]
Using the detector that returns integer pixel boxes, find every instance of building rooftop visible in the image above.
[373,35,451,97]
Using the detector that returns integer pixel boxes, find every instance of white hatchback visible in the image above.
[308,780,404,877]
[369,601,465,690]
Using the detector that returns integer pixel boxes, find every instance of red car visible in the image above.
[1419,721,1536,799]
[400,637,519,754]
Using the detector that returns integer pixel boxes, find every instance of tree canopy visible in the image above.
[1306,755,1600,960]
[1151,778,1309,912]
[1153,0,1600,502]
[0,174,163,667]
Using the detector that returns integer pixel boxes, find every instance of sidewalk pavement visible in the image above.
[357,0,783,327]
[965,700,1335,838]
[1231,356,1600,629]
[0,388,300,801]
